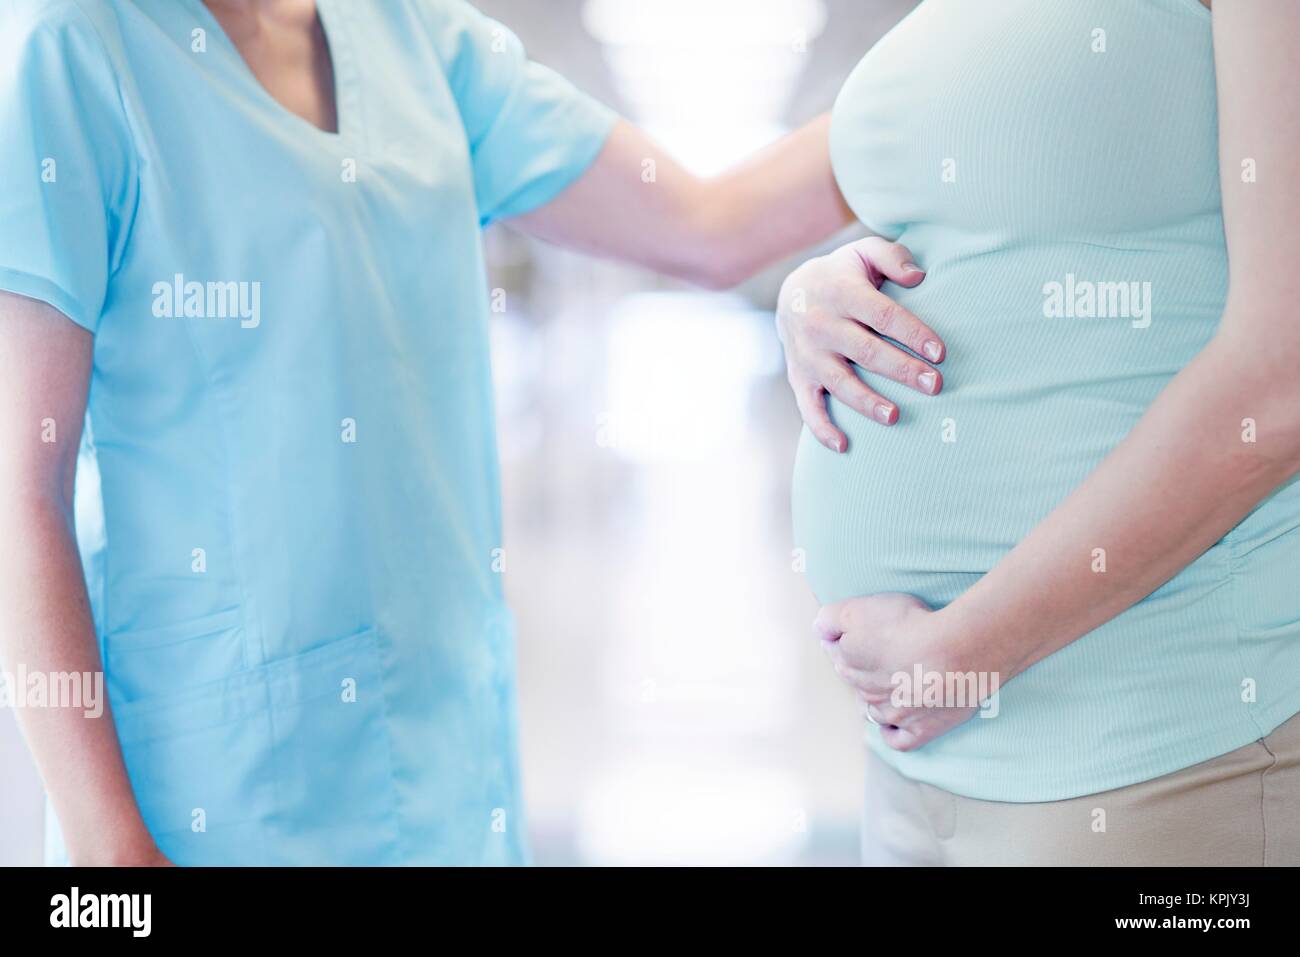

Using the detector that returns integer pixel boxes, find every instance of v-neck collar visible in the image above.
[186,0,360,145]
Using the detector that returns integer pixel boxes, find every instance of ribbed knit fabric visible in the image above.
[792,0,1300,801]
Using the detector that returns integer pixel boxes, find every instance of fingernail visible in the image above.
[874,404,894,424]
[902,262,925,275]
[827,434,844,453]
[918,371,938,394]
[923,340,942,361]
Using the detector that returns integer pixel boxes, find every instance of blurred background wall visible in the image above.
[476,0,916,865]
[0,0,917,866]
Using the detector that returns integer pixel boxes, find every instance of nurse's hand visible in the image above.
[98,846,176,867]
[777,237,944,451]
[814,593,992,751]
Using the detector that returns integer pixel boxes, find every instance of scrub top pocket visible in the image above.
[112,627,401,866]
[104,607,245,704]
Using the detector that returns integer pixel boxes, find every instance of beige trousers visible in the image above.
[863,711,1300,866]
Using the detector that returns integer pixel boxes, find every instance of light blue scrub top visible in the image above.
[0,0,615,864]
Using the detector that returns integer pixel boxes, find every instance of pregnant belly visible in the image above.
[789,243,1223,608]
[792,404,1097,608]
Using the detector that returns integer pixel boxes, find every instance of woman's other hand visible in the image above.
[814,592,996,751]
[777,237,944,451]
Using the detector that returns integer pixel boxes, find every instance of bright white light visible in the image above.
[601,292,778,464]
[583,0,827,174]
[639,119,790,180]
[583,0,827,47]
[580,293,810,866]
[578,757,809,866]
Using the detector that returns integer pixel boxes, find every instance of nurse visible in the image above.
[0,0,945,865]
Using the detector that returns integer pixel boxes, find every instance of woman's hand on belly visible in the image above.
[777,237,946,452]
[815,592,998,751]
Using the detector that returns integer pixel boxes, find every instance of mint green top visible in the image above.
[793,0,1300,801]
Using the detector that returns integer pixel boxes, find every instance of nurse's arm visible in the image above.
[513,116,949,450]
[511,116,853,289]
[895,1,1300,711]
[0,292,170,866]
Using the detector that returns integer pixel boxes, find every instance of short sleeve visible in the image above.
[0,2,138,334]
[436,1,618,226]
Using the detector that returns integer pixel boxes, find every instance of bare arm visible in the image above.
[819,0,1300,748]
[0,292,166,865]
[936,0,1300,677]
[515,116,951,442]
[511,115,855,289]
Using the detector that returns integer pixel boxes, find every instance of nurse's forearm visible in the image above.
[0,293,165,866]
[938,326,1300,683]
[685,113,855,283]
[0,500,165,865]
[512,116,854,288]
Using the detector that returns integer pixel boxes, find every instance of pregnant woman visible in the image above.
[785,0,1300,864]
